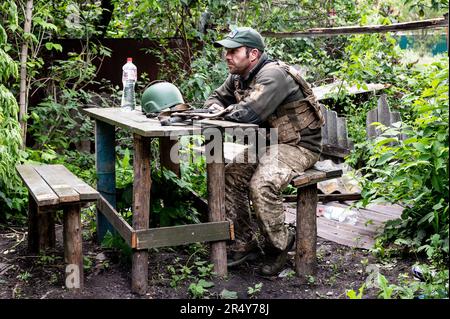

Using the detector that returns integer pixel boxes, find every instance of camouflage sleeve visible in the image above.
[203,75,237,108]
[224,66,294,124]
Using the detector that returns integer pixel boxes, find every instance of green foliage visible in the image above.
[167,255,214,289]
[180,136,208,198]
[0,2,26,222]
[346,283,365,299]
[16,271,32,282]
[375,266,448,299]
[101,230,132,264]
[188,279,215,298]
[247,282,263,298]
[358,59,449,265]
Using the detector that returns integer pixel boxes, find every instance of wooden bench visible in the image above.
[16,164,99,290]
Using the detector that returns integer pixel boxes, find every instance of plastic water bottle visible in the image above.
[121,57,137,111]
[323,206,358,225]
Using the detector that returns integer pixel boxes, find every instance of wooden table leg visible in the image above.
[205,128,227,277]
[159,136,180,177]
[63,204,83,290]
[131,134,151,295]
[295,184,318,278]
[95,120,116,243]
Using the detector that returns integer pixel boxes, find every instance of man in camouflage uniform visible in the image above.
[204,27,324,276]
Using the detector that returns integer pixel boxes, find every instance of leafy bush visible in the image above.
[0,14,26,221]
[358,58,449,265]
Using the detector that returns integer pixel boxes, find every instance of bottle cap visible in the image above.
[127,57,132,62]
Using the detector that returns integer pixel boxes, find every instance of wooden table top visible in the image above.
[83,108,258,137]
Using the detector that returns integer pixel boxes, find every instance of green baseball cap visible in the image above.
[214,27,265,51]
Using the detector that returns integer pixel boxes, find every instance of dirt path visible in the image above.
[0,225,415,299]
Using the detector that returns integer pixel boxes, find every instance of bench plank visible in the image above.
[291,169,342,187]
[33,165,80,203]
[16,165,59,206]
[45,164,99,201]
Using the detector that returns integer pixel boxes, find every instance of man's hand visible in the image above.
[207,103,225,113]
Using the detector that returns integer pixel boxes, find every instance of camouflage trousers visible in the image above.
[225,144,319,252]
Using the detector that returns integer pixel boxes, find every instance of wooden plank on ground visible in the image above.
[45,164,99,201]
[33,165,80,203]
[135,221,232,249]
[283,193,362,203]
[329,202,393,223]
[16,165,59,206]
[97,196,135,248]
[365,203,404,217]
[283,200,402,249]
[317,220,374,249]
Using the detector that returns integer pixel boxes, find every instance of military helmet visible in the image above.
[141,81,184,114]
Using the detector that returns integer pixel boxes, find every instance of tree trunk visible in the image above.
[19,0,34,148]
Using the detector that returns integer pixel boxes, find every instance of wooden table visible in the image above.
[83,108,257,294]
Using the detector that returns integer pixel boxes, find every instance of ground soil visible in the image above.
[0,223,416,300]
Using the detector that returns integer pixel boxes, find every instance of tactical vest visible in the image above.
[234,61,325,145]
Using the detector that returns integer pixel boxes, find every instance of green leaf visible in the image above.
[197,279,214,288]
[44,42,63,52]
[375,137,397,146]
[376,152,394,166]
[412,142,429,153]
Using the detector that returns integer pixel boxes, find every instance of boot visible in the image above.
[227,240,261,267]
[259,230,295,276]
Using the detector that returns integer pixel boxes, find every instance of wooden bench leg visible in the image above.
[63,204,83,290]
[28,194,55,253]
[295,184,318,278]
[38,209,55,251]
[27,194,39,253]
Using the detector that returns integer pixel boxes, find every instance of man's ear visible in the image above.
[251,49,259,62]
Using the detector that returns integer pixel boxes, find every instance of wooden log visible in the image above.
[159,136,180,177]
[131,134,151,295]
[295,184,318,278]
[63,204,83,290]
[261,17,448,38]
[206,130,227,277]
[27,194,39,253]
